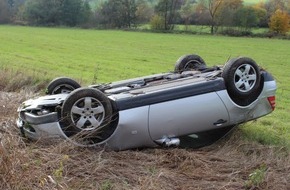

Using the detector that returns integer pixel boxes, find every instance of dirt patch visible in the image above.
[0,91,289,190]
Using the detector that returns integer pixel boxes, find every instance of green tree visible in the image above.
[252,3,268,27]
[180,0,196,30]
[97,0,137,28]
[234,6,259,31]
[215,0,243,28]
[123,0,137,28]
[269,9,290,35]
[155,0,182,30]
[80,1,93,24]
[0,0,25,23]
[23,0,92,26]
[0,0,10,23]
[61,0,82,26]
[24,0,62,25]
[136,0,154,24]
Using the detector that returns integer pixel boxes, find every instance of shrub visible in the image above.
[150,15,165,30]
[220,28,253,37]
[269,9,290,35]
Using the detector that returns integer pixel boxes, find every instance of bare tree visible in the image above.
[198,0,223,34]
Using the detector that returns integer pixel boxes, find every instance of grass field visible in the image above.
[0,25,290,189]
[0,25,289,149]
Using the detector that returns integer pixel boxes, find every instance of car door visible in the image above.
[148,91,230,141]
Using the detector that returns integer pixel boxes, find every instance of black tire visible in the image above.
[222,57,261,106]
[46,77,81,95]
[174,54,206,73]
[61,88,113,146]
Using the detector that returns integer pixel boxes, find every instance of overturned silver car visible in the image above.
[17,55,276,150]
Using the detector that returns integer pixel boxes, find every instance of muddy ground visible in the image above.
[0,91,289,190]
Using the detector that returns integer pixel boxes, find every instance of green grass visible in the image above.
[0,25,289,148]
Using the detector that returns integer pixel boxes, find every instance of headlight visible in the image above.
[17,103,26,112]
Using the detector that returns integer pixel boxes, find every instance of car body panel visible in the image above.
[148,92,229,140]
[105,106,156,150]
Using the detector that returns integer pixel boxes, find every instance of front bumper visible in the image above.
[17,112,67,140]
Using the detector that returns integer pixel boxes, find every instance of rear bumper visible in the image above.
[216,80,276,124]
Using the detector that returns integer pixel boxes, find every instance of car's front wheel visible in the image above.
[61,88,114,146]
[222,57,262,106]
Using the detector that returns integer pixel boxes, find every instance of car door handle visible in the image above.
[214,119,227,127]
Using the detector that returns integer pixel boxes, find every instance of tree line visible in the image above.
[0,0,289,35]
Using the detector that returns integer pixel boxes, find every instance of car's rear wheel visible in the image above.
[222,57,261,106]
[46,77,81,95]
[174,54,206,73]
[61,88,114,146]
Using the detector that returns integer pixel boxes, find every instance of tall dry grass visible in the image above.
[0,68,49,92]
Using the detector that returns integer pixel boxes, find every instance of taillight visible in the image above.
[267,96,276,110]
